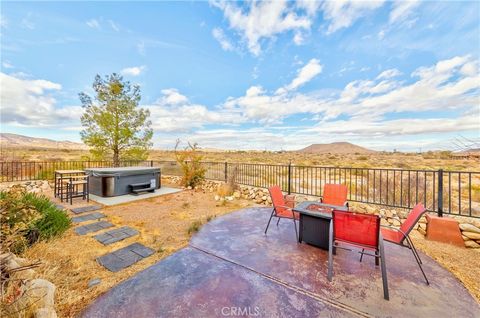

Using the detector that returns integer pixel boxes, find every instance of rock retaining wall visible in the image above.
[0,180,51,193]
[162,175,480,248]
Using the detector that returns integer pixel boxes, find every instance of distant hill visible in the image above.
[296,142,375,154]
[0,133,87,150]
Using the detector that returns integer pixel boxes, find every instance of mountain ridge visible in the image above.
[296,142,376,154]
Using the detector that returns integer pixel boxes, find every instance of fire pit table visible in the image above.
[293,201,348,250]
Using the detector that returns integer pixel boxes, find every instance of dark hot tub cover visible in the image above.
[85,167,160,177]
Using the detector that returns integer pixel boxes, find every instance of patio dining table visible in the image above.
[293,201,348,250]
[54,169,86,198]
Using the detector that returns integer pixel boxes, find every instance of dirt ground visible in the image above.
[20,183,480,317]
[23,183,254,317]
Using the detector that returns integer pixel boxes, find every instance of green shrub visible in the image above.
[23,192,71,239]
[0,186,71,254]
[174,140,206,187]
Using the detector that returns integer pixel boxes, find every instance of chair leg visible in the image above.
[264,209,275,235]
[327,220,334,281]
[405,237,429,285]
[375,250,379,266]
[277,218,281,226]
[360,248,365,262]
[379,235,389,300]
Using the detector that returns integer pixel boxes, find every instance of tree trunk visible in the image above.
[113,148,119,167]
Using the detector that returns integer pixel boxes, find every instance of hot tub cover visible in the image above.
[85,167,160,177]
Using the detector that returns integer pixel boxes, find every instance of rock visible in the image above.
[418,223,427,231]
[225,196,234,201]
[214,195,220,201]
[233,191,241,198]
[417,227,426,235]
[261,195,267,201]
[88,278,101,288]
[34,307,57,318]
[459,223,480,234]
[418,216,427,224]
[0,253,36,279]
[392,219,401,227]
[462,231,480,240]
[462,235,470,241]
[464,240,480,248]
[13,279,56,315]
[187,186,192,190]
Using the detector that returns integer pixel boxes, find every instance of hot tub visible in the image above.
[85,167,161,197]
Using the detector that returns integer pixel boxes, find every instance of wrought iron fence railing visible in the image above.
[1,160,479,218]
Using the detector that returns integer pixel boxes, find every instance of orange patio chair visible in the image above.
[328,210,389,300]
[319,184,349,208]
[376,203,429,285]
[265,186,299,240]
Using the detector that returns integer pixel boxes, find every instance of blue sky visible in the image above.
[1,1,479,151]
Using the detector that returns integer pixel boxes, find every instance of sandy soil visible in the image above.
[23,183,253,317]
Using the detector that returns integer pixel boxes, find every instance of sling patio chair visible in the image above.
[265,185,299,240]
[318,184,349,209]
[328,210,389,300]
[374,203,429,285]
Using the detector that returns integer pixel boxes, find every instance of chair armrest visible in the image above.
[274,205,293,210]
[380,224,409,239]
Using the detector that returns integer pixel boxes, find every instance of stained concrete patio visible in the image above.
[83,207,480,317]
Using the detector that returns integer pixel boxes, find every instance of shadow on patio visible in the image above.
[83,207,480,317]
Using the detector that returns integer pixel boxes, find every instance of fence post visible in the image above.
[288,162,292,194]
[150,160,153,167]
[224,162,228,182]
[437,169,443,217]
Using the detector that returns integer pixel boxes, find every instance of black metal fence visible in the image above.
[1,160,479,218]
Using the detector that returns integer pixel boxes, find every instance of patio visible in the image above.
[82,207,480,317]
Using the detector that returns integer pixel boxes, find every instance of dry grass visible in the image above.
[411,231,480,302]
[22,183,252,317]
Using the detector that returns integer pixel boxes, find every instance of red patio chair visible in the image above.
[318,184,349,209]
[265,186,299,240]
[328,210,389,300]
[377,203,429,285]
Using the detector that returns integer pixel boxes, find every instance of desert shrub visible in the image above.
[217,166,238,197]
[187,220,202,234]
[174,140,206,187]
[0,186,70,254]
[357,156,369,161]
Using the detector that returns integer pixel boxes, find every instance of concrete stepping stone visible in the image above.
[94,226,139,245]
[97,243,154,272]
[75,221,114,235]
[71,212,106,223]
[71,205,102,214]
[55,204,65,210]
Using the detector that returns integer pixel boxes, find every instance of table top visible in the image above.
[55,170,86,175]
[293,201,348,219]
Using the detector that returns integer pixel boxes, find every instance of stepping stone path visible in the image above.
[68,203,155,272]
[55,204,65,210]
[71,212,106,223]
[94,226,139,245]
[97,243,154,272]
[75,221,114,235]
[71,205,102,214]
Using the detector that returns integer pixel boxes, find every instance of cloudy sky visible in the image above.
[1,1,479,151]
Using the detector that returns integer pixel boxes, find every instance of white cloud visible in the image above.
[389,0,420,24]
[376,68,402,80]
[146,89,244,132]
[211,0,312,55]
[0,72,79,126]
[108,19,120,32]
[21,12,35,30]
[0,14,8,28]
[2,61,14,69]
[293,32,305,45]
[86,19,101,29]
[212,27,234,51]
[120,66,146,76]
[322,0,385,34]
[276,58,323,94]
